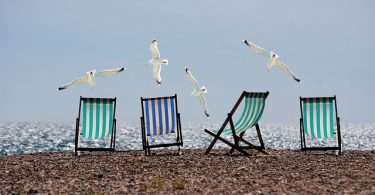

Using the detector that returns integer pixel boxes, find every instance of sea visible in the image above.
[0,122,374,156]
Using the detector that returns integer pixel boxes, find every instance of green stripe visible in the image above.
[303,100,308,135]
[88,99,94,139]
[322,99,328,138]
[236,96,255,133]
[95,99,100,139]
[329,99,334,137]
[252,98,265,125]
[249,97,262,129]
[108,101,114,135]
[316,99,321,139]
[309,99,315,138]
[102,99,107,138]
[82,100,87,138]
[234,97,249,127]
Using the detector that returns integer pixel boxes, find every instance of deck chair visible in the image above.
[205,91,269,156]
[75,96,117,156]
[299,96,342,154]
[140,94,183,156]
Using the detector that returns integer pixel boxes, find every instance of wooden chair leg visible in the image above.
[205,129,251,156]
[229,131,245,154]
[255,124,265,149]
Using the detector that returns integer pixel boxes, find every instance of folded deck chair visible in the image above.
[75,96,117,156]
[299,96,342,154]
[205,91,269,156]
[140,94,183,156]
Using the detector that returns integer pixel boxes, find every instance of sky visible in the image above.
[0,0,374,123]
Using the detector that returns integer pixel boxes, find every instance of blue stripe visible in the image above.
[145,100,151,135]
[164,98,169,134]
[151,99,157,135]
[158,98,163,135]
[170,98,176,133]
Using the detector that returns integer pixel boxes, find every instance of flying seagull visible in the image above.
[148,39,168,85]
[58,67,126,91]
[243,39,301,83]
[185,67,210,117]
[267,51,301,82]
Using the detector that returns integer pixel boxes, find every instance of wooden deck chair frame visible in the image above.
[205,91,270,156]
[299,96,342,154]
[140,94,183,156]
[75,96,117,156]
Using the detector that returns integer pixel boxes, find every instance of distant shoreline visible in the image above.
[1,149,374,194]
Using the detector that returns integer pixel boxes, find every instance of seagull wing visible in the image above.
[95,67,126,78]
[243,40,269,57]
[185,68,199,90]
[152,63,162,85]
[150,43,161,59]
[274,60,301,82]
[58,77,87,91]
[198,94,210,117]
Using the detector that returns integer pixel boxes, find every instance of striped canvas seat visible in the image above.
[299,96,341,154]
[75,97,117,155]
[223,93,268,135]
[205,91,269,156]
[301,97,335,139]
[142,96,177,136]
[140,94,183,156]
[81,98,115,139]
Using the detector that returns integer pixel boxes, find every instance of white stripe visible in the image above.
[305,101,311,136]
[105,101,110,137]
[168,98,173,134]
[154,99,160,136]
[325,100,332,138]
[312,99,318,138]
[98,99,103,138]
[85,102,90,138]
[319,99,325,139]
[148,100,154,136]
[161,98,166,135]
[91,101,97,139]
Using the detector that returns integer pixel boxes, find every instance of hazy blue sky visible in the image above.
[0,0,374,123]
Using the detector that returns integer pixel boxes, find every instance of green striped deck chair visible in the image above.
[75,96,117,156]
[205,91,270,156]
[300,96,342,154]
[140,94,183,156]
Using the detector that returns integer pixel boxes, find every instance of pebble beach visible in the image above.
[1,149,374,194]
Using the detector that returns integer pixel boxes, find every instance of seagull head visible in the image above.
[185,67,189,74]
[270,51,278,59]
[87,70,96,76]
[200,86,207,93]
[151,39,157,46]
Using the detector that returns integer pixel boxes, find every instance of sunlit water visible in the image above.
[0,122,374,155]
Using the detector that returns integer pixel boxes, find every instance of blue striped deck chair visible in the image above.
[300,96,342,154]
[75,96,117,156]
[205,91,270,156]
[140,94,183,156]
